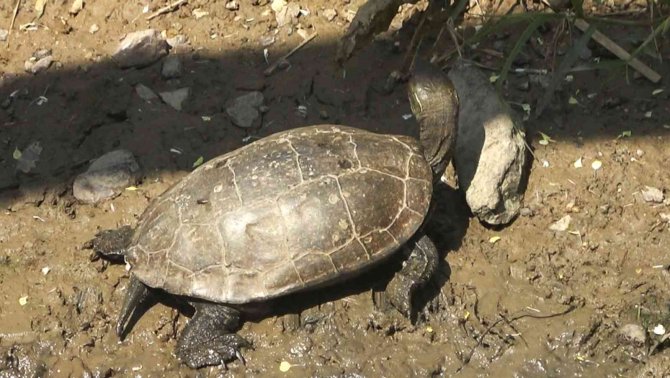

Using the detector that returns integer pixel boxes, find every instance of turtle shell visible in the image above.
[125,125,433,304]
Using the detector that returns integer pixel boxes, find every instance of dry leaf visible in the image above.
[35,0,47,18]
[591,160,602,170]
[279,361,291,372]
[653,324,666,335]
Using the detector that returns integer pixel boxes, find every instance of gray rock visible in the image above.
[32,49,52,60]
[73,150,140,204]
[0,29,8,42]
[226,92,264,128]
[322,8,337,21]
[619,324,646,346]
[448,61,528,225]
[275,2,301,27]
[159,88,190,111]
[166,34,188,48]
[161,55,182,79]
[113,29,169,69]
[641,186,664,203]
[135,84,158,100]
[24,55,53,75]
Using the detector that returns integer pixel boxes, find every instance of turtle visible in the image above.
[87,60,459,369]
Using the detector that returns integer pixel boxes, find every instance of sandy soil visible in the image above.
[1,0,669,376]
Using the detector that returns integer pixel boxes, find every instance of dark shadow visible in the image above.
[1,10,668,209]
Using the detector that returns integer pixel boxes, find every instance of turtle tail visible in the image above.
[85,225,135,263]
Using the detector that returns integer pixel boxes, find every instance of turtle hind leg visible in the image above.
[177,303,252,369]
[116,275,157,339]
[85,225,134,262]
[385,233,439,321]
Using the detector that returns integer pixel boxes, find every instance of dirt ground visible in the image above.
[1,0,670,376]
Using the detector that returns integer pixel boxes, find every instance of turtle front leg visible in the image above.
[177,303,252,369]
[385,234,439,319]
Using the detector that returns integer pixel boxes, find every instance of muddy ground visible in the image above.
[1,0,670,376]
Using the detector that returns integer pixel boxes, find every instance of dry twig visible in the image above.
[457,304,577,371]
[573,18,661,83]
[263,33,317,76]
[146,0,188,21]
[7,0,22,45]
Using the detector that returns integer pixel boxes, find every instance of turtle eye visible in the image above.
[409,91,423,115]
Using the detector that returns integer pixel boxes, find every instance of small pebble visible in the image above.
[260,35,275,46]
[159,88,190,111]
[25,55,53,74]
[161,55,183,79]
[135,84,158,100]
[641,186,664,203]
[226,0,240,10]
[322,8,337,21]
[113,29,169,69]
[619,324,646,346]
[549,215,571,232]
[89,24,99,34]
[519,207,533,217]
[226,92,265,128]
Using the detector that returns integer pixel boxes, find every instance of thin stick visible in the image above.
[7,0,21,45]
[146,0,187,21]
[457,305,577,370]
[263,33,317,76]
[574,18,661,83]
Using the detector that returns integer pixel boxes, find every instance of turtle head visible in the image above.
[85,225,135,263]
[408,59,459,180]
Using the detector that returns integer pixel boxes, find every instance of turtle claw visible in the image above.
[235,349,246,366]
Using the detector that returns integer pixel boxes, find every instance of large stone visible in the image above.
[113,29,169,69]
[447,60,528,225]
[73,150,140,203]
[226,92,265,128]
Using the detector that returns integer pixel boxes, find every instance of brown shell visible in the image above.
[125,125,432,304]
